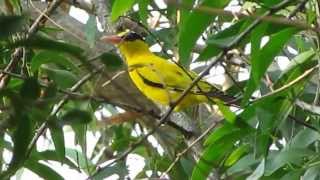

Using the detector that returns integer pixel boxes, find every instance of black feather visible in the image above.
[123,32,143,41]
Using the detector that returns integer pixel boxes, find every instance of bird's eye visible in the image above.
[123,32,143,41]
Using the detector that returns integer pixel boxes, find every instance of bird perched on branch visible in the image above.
[101,31,234,111]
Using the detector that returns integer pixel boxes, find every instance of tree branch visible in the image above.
[162,118,223,176]
[166,0,319,33]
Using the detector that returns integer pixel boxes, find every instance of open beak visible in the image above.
[100,35,122,45]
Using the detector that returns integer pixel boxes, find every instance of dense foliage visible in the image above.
[1,0,320,179]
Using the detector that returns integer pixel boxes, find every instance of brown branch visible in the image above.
[166,0,319,33]
[0,69,193,136]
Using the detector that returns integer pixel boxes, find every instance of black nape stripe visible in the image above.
[136,70,164,89]
[123,32,144,41]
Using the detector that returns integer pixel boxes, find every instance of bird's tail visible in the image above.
[204,88,241,107]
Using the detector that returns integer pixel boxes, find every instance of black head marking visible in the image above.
[122,32,144,41]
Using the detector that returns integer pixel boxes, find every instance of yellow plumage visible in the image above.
[101,32,223,111]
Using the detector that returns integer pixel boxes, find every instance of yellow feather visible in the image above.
[117,38,220,111]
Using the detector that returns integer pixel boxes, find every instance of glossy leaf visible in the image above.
[290,129,320,149]
[31,51,77,72]
[224,144,250,167]
[24,159,64,180]
[242,28,298,104]
[178,0,230,66]
[247,159,265,180]
[138,0,149,25]
[274,49,316,88]
[99,52,124,70]
[5,114,32,178]
[215,99,236,124]
[48,120,65,162]
[191,133,237,180]
[31,150,78,170]
[265,148,314,175]
[93,161,128,180]
[302,166,320,180]
[20,77,41,100]
[10,35,85,60]
[85,15,97,47]
[227,154,260,175]
[61,109,92,125]
[111,0,136,22]
[41,66,78,89]
[0,15,25,39]
[66,148,94,173]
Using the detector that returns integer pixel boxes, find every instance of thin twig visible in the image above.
[25,67,103,158]
[288,115,318,131]
[220,62,244,93]
[102,70,126,87]
[162,119,222,176]
[254,65,317,101]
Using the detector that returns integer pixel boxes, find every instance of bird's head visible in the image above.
[101,31,150,58]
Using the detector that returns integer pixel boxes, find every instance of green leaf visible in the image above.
[111,0,136,22]
[61,109,92,125]
[41,66,78,89]
[179,0,194,28]
[99,52,123,70]
[20,77,41,100]
[138,0,149,26]
[191,133,237,180]
[6,114,33,177]
[281,170,303,180]
[11,34,85,60]
[274,50,316,88]
[66,148,94,173]
[224,144,250,167]
[24,159,64,180]
[242,27,298,104]
[227,154,260,175]
[178,0,230,66]
[302,166,320,180]
[92,161,128,180]
[85,15,97,48]
[204,122,248,146]
[31,51,78,72]
[247,158,265,180]
[31,150,78,170]
[250,23,269,62]
[265,148,314,175]
[0,15,25,39]
[180,157,195,177]
[215,99,236,124]
[146,28,177,51]
[48,120,65,162]
[111,125,132,151]
[290,129,320,149]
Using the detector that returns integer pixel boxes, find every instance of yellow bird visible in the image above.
[101,31,231,111]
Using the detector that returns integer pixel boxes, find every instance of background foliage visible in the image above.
[1,0,320,179]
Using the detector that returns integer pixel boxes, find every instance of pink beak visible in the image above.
[100,35,122,44]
